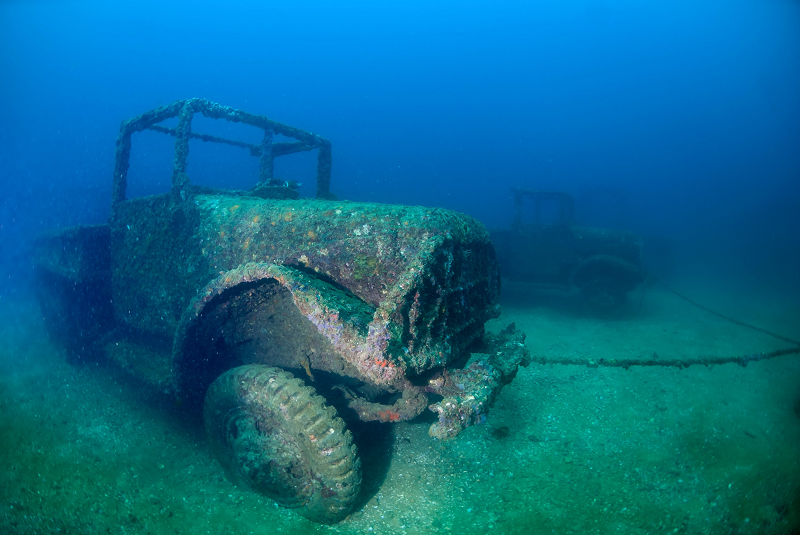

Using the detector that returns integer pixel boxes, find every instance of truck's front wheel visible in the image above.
[572,254,643,313]
[204,364,361,524]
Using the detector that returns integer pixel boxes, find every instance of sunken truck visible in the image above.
[33,99,530,524]
[490,188,645,312]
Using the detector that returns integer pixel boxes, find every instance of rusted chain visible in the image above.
[530,346,800,370]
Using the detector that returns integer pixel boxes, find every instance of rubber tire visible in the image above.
[204,364,361,524]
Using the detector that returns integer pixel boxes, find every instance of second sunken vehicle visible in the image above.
[33,99,530,524]
[490,188,645,311]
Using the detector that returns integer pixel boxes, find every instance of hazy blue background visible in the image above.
[2,0,799,302]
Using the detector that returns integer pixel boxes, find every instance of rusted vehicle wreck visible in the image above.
[490,188,645,311]
[33,99,530,523]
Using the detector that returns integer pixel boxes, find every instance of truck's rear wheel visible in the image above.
[204,364,361,524]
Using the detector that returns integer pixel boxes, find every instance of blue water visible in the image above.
[2,0,799,298]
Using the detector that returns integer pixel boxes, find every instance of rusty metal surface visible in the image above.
[425,324,530,440]
[133,195,503,389]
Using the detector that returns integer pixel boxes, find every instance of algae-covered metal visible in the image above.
[111,97,334,204]
[114,194,502,387]
[33,100,530,523]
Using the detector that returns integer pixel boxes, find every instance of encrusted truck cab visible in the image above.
[114,194,501,391]
[33,99,530,524]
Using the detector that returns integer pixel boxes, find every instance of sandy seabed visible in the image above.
[1,281,799,535]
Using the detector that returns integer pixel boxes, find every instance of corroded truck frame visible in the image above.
[34,99,530,523]
[112,97,334,204]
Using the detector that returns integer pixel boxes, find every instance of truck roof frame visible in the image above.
[511,187,576,227]
[111,98,333,209]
